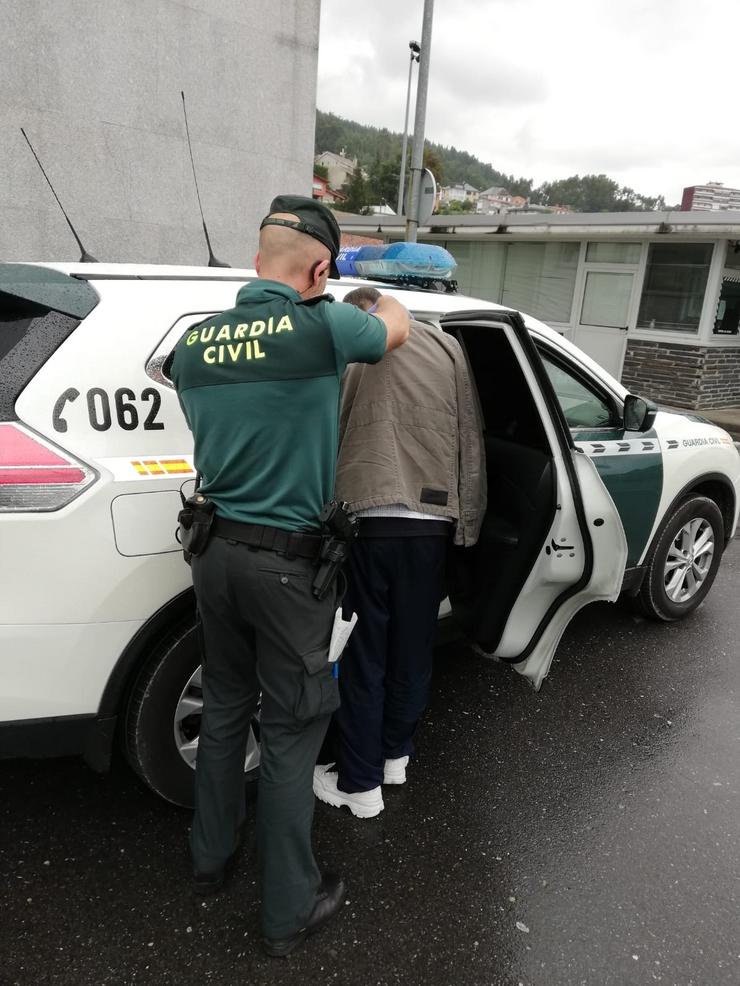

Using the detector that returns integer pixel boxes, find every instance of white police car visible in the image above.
[2,260,738,806]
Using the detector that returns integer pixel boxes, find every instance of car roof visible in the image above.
[13,261,628,398]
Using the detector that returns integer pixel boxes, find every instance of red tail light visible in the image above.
[0,423,96,512]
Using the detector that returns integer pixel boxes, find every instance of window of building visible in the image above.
[714,241,740,336]
[585,242,641,264]
[501,242,580,323]
[447,241,506,302]
[724,242,740,271]
[580,271,634,328]
[636,243,713,333]
[443,241,578,324]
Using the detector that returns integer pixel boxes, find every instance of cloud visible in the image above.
[318,0,740,202]
[431,46,546,110]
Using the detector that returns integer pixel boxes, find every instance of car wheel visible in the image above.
[636,495,724,622]
[122,618,260,807]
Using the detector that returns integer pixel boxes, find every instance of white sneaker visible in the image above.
[383,756,410,785]
[313,764,384,818]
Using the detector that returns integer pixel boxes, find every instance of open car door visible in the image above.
[440,310,628,689]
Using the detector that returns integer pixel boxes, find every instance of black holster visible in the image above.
[311,500,359,599]
[177,491,216,564]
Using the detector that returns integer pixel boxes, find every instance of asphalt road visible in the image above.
[2,542,740,986]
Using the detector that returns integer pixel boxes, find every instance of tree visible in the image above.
[534,174,667,213]
[508,177,534,199]
[422,145,444,185]
[314,163,329,180]
[535,175,614,211]
[367,155,400,210]
[314,110,668,214]
[436,199,476,215]
[340,165,371,214]
[315,112,347,156]
[619,187,667,211]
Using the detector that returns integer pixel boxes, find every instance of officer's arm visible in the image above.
[372,296,410,351]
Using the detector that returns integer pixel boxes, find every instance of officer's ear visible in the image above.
[312,258,330,286]
[254,251,261,274]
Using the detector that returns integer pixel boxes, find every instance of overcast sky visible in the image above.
[317,0,739,205]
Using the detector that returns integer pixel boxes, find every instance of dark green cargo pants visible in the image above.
[191,534,339,938]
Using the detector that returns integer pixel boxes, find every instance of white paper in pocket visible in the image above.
[328,608,358,664]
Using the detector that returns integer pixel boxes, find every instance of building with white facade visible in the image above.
[681,183,740,211]
[477,187,530,214]
[314,151,359,192]
[337,209,740,410]
[438,182,479,207]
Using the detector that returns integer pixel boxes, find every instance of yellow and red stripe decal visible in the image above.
[130,458,194,477]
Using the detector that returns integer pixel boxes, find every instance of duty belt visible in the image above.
[212,516,323,560]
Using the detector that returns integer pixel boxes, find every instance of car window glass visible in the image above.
[0,264,99,319]
[1,266,99,419]
[147,313,216,388]
[539,350,614,429]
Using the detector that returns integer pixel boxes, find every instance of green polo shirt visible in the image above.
[171,279,386,530]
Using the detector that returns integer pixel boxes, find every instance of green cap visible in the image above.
[261,194,341,278]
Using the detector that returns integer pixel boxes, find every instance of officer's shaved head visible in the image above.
[256,213,331,294]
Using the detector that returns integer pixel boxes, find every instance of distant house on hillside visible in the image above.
[314,150,359,192]
[477,187,532,214]
[478,187,511,213]
[438,182,479,206]
[477,186,511,212]
[312,173,346,206]
[474,185,577,216]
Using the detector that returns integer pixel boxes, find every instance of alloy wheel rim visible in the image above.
[663,517,714,603]
[174,666,261,772]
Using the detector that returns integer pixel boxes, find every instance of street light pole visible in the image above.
[396,41,420,217]
[406,0,434,242]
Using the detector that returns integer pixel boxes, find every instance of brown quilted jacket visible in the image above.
[336,320,486,546]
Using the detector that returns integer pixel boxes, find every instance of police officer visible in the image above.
[170,195,409,957]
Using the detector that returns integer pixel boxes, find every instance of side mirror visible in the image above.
[623,394,658,433]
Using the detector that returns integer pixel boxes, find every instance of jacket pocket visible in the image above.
[294,647,340,720]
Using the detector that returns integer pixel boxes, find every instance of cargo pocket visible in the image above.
[294,647,340,721]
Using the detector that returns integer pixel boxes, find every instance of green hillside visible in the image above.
[316,109,531,196]
[314,109,666,213]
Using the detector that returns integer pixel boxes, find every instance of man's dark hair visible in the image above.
[343,286,381,310]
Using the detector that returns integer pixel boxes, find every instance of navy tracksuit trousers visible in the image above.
[334,525,448,793]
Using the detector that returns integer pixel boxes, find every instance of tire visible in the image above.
[122,618,260,807]
[636,495,724,622]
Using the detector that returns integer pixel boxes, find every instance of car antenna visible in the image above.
[20,128,98,263]
[180,91,230,268]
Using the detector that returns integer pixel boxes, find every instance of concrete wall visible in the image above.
[0,0,320,266]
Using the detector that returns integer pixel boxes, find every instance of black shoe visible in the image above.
[192,864,230,897]
[262,873,346,958]
[192,823,246,897]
